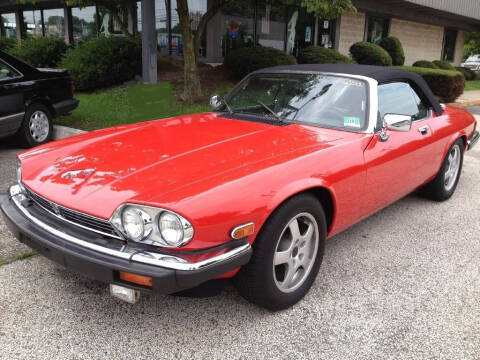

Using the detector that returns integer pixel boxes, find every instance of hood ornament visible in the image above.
[61,168,96,180]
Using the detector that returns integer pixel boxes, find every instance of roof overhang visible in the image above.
[0,0,66,12]
[354,0,480,31]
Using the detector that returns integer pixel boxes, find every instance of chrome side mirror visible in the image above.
[379,114,412,142]
[210,94,221,109]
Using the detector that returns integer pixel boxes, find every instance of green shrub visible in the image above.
[0,37,17,52]
[59,36,141,91]
[432,60,455,70]
[378,36,405,66]
[299,46,355,64]
[349,42,392,66]
[412,60,438,69]
[455,66,477,81]
[10,36,69,67]
[397,66,465,103]
[224,46,296,79]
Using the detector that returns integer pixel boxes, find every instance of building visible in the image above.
[1,0,480,83]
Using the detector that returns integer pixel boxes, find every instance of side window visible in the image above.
[0,62,20,82]
[378,82,429,121]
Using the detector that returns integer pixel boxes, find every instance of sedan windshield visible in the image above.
[466,55,480,63]
[223,73,368,131]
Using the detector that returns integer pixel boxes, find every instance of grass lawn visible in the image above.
[465,80,480,91]
[56,82,216,131]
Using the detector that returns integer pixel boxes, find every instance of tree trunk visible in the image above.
[177,0,202,102]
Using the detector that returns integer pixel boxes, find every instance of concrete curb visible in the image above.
[53,125,86,140]
[449,99,480,108]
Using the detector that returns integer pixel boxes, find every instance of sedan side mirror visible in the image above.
[210,94,221,109]
[379,114,412,142]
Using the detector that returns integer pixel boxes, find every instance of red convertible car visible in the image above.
[1,64,478,310]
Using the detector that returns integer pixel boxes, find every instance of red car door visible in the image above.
[362,81,441,215]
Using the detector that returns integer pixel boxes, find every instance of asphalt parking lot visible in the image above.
[0,115,479,360]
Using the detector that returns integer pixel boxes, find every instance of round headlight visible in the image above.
[159,212,184,246]
[122,207,147,242]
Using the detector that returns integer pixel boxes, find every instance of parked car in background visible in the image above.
[461,54,480,73]
[1,64,478,311]
[0,50,79,147]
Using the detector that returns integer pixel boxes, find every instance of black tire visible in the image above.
[421,138,464,201]
[16,103,53,148]
[234,193,326,311]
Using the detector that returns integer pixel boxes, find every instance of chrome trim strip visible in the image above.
[0,112,25,123]
[467,131,479,150]
[9,185,251,271]
[24,186,122,240]
[230,222,255,239]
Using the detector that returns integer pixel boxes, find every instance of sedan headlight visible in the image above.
[110,204,194,248]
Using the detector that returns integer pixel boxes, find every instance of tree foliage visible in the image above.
[464,32,480,58]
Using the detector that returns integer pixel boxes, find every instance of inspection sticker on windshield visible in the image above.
[343,116,361,128]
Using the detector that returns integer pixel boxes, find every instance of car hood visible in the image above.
[19,113,348,219]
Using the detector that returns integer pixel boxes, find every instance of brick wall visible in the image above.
[389,18,444,65]
[337,11,365,56]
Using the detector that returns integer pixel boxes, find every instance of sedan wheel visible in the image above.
[29,111,50,143]
[235,193,326,311]
[273,213,319,293]
[17,103,53,148]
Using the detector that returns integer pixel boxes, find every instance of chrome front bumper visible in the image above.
[468,131,479,151]
[1,184,252,293]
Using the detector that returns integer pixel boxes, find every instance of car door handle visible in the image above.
[418,125,429,135]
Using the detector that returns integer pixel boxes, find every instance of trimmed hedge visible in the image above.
[59,36,141,91]
[432,60,455,71]
[0,37,17,52]
[397,66,465,103]
[378,36,405,66]
[412,60,438,69]
[224,46,296,79]
[10,37,69,68]
[299,46,355,64]
[455,66,477,81]
[349,42,392,66]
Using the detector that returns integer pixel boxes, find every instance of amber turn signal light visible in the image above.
[119,271,153,288]
[231,222,255,240]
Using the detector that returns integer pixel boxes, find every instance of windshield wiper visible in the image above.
[256,100,283,123]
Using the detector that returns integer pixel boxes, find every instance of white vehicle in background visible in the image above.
[461,54,480,73]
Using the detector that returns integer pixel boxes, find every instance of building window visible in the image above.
[365,15,389,44]
[442,28,457,62]
[1,13,17,38]
[43,9,65,38]
[23,11,43,37]
[256,3,287,51]
[72,6,97,44]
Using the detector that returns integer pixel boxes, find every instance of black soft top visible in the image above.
[254,64,443,115]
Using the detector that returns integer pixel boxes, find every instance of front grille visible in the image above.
[24,187,120,239]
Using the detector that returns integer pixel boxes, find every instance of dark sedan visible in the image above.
[0,50,79,147]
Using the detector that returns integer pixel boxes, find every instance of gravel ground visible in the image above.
[0,125,479,360]
[0,145,31,261]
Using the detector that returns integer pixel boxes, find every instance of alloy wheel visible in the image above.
[444,144,461,192]
[273,212,319,293]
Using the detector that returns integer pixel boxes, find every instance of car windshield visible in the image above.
[466,55,480,62]
[223,73,368,131]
